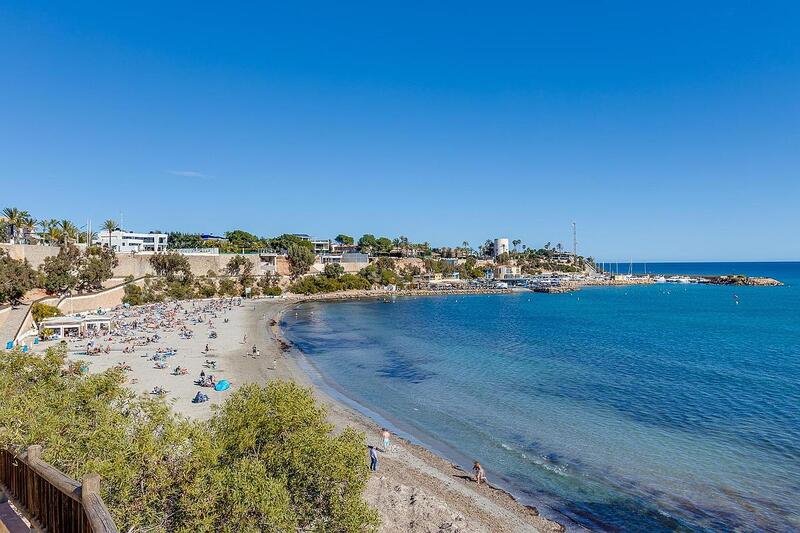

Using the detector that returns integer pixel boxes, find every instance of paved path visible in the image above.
[0,304,29,345]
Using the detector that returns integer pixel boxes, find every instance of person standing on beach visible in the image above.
[368,446,378,471]
[381,428,391,452]
[473,461,486,485]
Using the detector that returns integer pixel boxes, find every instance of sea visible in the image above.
[281,262,800,532]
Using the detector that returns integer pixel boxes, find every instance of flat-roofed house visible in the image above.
[94,230,168,252]
[39,314,111,337]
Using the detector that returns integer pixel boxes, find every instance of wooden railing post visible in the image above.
[25,445,41,465]
[81,473,100,496]
[82,473,118,533]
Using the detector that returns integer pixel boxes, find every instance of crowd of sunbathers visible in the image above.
[57,297,245,407]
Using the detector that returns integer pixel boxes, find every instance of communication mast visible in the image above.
[572,221,577,257]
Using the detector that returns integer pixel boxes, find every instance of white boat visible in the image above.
[654,276,667,283]
[666,276,692,284]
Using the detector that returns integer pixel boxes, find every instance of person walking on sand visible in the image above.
[381,428,391,452]
[368,446,378,471]
[473,461,486,485]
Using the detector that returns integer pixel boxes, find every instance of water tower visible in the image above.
[493,238,510,257]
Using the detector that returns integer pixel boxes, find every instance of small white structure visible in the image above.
[94,230,168,252]
[493,238,510,257]
[39,314,111,337]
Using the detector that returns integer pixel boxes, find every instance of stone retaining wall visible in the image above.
[0,244,280,277]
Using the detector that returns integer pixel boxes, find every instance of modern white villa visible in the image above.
[93,230,168,252]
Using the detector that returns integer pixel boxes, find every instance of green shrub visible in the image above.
[166,280,195,300]
[0,348,379,532]
[197,280,217,298]
[289,274,371,294]
[217,278,238,297]
[32,302,61,323]
[122,283,143,306]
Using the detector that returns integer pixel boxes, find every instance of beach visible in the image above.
[46,297,563,533]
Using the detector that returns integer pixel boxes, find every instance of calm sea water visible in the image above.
[281,262,800,532]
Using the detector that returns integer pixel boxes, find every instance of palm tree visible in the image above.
[79,231,98,244]
[398,235,410,254]
[2,207,30,244]
[59,220,79,246]
[102,220,117,249]
[19,215,36,244]
[512,239,521,253]
[43,219,60,245]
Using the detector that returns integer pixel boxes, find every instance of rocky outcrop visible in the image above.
[744,277,783,286]
[702,275,783,286]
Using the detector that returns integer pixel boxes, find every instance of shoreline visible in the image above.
[48,293,564,531]
[269,297,567,532]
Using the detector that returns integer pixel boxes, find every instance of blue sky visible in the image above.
[1,2,798,261]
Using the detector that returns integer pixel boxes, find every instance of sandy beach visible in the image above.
[45,297,564,532]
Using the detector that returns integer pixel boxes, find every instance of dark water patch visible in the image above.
[559,498,694,533]
[376,348,433,383]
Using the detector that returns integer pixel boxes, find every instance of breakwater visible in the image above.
[278,288,513,302]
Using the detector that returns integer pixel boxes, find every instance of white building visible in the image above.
[292,234,332,254]
[493,238,510,257]
[39,314,111,337]
[94,230,168,252]
[315,252,369,273]
[493,265,521,280]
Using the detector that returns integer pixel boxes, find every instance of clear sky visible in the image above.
[1,2,798,261]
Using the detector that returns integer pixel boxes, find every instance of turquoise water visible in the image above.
[281,262,800,532]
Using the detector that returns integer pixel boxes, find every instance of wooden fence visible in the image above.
[0,446,117,533]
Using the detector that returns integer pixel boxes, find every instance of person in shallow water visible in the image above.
[473,461,486,485]
[368,446,378,471]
